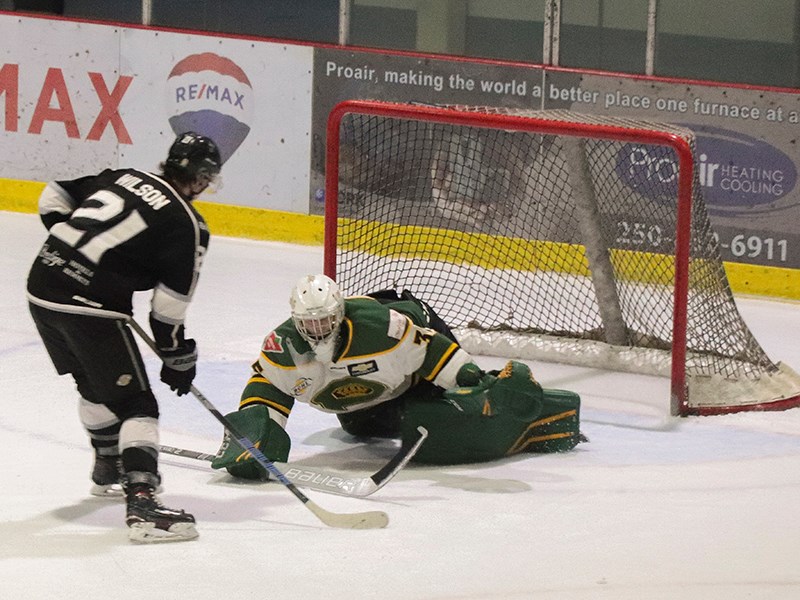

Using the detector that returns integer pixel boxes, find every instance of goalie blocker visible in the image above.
[212,360,582,474]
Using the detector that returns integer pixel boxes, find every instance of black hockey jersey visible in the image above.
[26,168,209,349]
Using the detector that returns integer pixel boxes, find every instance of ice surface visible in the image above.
[2,210,798,599]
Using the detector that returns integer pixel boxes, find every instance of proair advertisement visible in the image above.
[312,49,800,271]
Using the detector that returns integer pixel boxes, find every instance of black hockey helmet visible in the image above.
[164,132,222,185]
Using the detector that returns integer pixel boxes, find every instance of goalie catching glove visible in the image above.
[401,360,584,464]
[210,405,291,479]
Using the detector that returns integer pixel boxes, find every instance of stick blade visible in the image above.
[307,501,389,529]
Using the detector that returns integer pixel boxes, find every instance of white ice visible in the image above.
[1,210,799,600]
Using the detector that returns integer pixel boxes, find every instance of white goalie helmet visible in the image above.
[289,274,345,346]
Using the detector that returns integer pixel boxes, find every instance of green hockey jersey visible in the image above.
[239,296,474,421]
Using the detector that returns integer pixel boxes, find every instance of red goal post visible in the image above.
[324,99,800,416]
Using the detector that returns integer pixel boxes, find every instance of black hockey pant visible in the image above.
[29,303,160,474]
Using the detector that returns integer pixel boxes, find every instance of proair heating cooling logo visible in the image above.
[165,52,253,164]
[615,125,798,216]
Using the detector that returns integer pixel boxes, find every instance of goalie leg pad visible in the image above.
[210,406,290,480]
[508,388,583,454]
[401,360,582,464]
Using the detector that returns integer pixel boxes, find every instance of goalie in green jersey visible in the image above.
[212,274,585,478]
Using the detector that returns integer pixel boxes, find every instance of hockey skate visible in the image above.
[90,454,123,497]
[123,472,198,543]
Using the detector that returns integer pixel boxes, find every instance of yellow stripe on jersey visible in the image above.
[247,373,270,385]
[339,318,354,358]
[423,342,459,382]
[259,352,298,370]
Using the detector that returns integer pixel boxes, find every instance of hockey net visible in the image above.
[323,99,800,416]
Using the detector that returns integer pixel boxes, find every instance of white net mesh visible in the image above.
[328,102,800,415]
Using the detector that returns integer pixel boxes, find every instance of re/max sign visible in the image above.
[0,63,133,143]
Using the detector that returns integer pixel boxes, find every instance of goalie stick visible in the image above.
[128,318,389,530]
[159,425,427,498]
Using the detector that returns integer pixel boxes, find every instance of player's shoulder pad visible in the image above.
[259,319,310,367]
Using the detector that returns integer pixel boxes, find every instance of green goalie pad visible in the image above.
[210,405,291,480]
[401,360,582,465]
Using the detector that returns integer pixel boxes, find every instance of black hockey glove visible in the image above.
[160,339,197,396]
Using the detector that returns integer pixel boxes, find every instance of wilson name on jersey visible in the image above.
[27,168,209,320]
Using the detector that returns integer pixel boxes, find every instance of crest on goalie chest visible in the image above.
[332,382,374,400]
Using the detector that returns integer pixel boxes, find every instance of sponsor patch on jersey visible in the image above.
[387,309,407,340]
[37,243,66,267]
[262,331,283,353]
[332,383,374,400]
[291,377,312,396]
[347,360,378,377]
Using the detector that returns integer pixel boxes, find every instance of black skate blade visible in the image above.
[128,522,198,544]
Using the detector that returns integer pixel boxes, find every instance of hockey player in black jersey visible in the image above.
[26,132,221,543]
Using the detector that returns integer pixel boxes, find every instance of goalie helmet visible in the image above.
[290,274,345,347]
[163,132,222,187]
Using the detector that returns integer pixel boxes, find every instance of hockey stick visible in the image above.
[128,318,389,529]
[160,425,427,498]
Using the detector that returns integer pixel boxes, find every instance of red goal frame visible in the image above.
[324,99,800,417]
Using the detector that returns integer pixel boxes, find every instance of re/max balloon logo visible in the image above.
[615,125,798,216]
[165,53,253,165]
